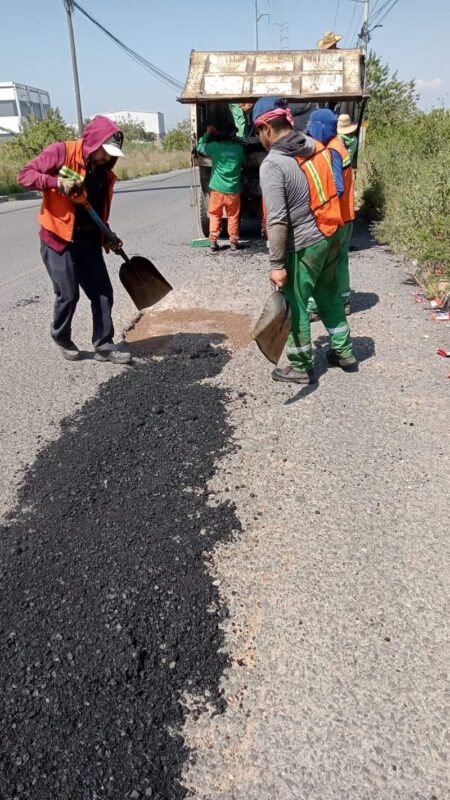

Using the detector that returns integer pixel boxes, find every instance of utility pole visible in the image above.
[63,0,84,133]
[253,0,269,51]
[360,0,370,56]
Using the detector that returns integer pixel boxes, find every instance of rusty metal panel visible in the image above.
[302,72,344,94]
[179,49,364,102]
[204,75,246,95]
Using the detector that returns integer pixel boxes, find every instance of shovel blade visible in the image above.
[252,291,291,365]
[119,256,172,310]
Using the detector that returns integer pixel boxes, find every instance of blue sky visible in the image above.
[1,0,448,129]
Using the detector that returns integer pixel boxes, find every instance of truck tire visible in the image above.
[199,191,210,238]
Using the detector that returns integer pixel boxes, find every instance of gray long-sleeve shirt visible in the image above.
[259,132,324,262]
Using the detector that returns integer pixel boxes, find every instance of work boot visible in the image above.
[57,340,81,361]
[94,344,132,365]
[210,241,219,253]
[272,365,316,384]
[326,349,358,372]
[230,242,240,252]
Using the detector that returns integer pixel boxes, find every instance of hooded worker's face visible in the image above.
[90,146,113,167]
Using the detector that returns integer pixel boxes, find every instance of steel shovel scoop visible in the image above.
[252,290,291,365]
[81,201,172,310]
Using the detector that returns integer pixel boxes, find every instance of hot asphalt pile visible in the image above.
[0,337,240,800]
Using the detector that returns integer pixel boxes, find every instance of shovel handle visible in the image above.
[78,200,130,260]
[116,248,130,263]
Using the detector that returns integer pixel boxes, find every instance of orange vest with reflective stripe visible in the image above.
[39,140,116,242]
[295,142,343,238]
[327,136,355,223]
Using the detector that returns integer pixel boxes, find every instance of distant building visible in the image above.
[0,82,51,138]
[98,111,165,142]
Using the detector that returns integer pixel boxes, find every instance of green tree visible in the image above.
[365,52,419,131]
[6,108,76,162]
[163,119,190,152]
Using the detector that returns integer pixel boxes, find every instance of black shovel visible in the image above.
[83,202,172,310]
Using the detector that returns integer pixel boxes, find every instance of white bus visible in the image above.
[0,82,51,138]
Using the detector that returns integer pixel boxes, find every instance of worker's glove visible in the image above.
[57,176,83,196]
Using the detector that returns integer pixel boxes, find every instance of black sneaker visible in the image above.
[272,365,316,384]
[57,341,81,361]
[210,241,219,252]
[326,349,358,372]
[94,345,132,365]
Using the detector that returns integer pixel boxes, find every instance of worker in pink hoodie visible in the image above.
[18,116,131,364]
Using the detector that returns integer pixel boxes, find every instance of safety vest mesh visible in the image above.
[327,136,355,223]
[295,142,343,238]
[39,140,116,242]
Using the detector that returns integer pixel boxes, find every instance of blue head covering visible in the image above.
[252,96,288,123]
[306,109,338,145]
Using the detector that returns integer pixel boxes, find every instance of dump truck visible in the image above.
[178,48,367,237]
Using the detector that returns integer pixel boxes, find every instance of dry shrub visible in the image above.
[0,140,190,196]
[114,143,190,180]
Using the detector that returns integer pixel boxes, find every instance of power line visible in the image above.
[71,1,183,92]
[370,0,390,22]
[370,0,384,15]
[344,3,358,46]
[351,7,364,45]
[333,0,342,31]
[372,0,400,25]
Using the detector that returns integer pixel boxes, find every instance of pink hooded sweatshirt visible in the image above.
[18,115,123,252]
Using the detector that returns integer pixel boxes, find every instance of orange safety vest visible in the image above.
[295,142,343,238]
[327,136,355,223]
[39,139,116,242]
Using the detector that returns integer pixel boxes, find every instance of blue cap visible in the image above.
[252,96,288,123]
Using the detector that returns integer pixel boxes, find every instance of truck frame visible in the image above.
[178,49,367,237]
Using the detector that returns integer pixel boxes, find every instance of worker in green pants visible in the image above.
[253,97,357,384]
[284,231,352,373]
[337,220,353,308]
[309,210,353,318]
[306,109,356,319]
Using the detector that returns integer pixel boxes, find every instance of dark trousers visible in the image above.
[41,237,114,349]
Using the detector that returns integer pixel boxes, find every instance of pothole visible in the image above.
[126,308,253,356]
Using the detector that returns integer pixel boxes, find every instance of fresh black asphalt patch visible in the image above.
[0,334,240,800]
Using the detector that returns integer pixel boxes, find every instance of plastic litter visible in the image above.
[412,291,425,303]
[436,348,450,358]
[431,311,450,321]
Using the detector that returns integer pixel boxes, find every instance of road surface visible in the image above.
[0,170,448,800]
